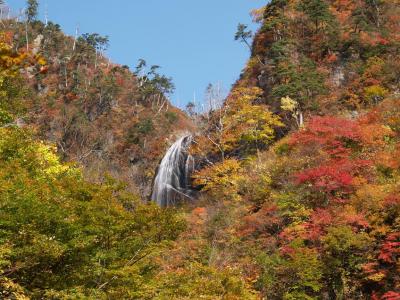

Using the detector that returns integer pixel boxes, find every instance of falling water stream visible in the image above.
[151,135,194,207]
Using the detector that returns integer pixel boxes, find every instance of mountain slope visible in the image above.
[242,0,400,118]
[0,28,186,299]
[152,0,400,298]
[3,18,193,198]
[1,0,400,298]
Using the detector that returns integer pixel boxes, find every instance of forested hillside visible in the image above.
[2,12,193,197]
[0,1,192,298]
[0,27,189,298]
[0,0,400,299]
[157,0,400,298]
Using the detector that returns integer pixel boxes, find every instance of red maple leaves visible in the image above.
[378,232,400,264]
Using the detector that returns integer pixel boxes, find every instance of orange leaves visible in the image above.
[250,6,266,23]
[239,204,281,238]
[359,31,391,47]
[191,207,207,225]
[358,122,393,147]
[65,92,79,102]
[325,53,338,64]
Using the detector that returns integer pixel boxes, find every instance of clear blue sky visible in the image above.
[6,0,265,108]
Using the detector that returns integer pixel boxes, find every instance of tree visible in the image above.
[223,87,283,154]
[205,82,225,112]
[193,158,244,201]
[185,101,196,117]
[297,0,333,32]
[26,0,38,22]
[251,6,266,23]
[281,96,304,127]
[133,59,175,110]
[77,33,109,68]
[200,83,228,161]
[0,34,32,117]
[79,33,109,52]
[235,23,253,50]
[272,57,326,110]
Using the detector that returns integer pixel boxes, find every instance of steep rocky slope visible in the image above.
[151,0,400,298]
[3,19,193,197]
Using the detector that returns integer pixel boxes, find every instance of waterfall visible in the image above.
[151,135,194,207]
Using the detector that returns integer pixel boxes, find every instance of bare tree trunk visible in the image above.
[72,25,79,52]
[64,64,68,88]
[296,110,303,128]
[44,3,48,26]
[25,19,29,52]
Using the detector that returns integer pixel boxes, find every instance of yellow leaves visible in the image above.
[0,127,79,181]
[364,85,389,104]
[280,96,304,128]
[0,33,46,82]
[281,96,298,112]
[227,87,263,108]
[192,87,282,159]
[36,55,47,66]
[367,272,386,282]
[193,159,243,201]
[35,143,74,179]
[250,6,266,23]
[350,184,390,232]
[0,38,26,77]
[0,278,29,300]
[223,87,283,150]
[193,159,242,190]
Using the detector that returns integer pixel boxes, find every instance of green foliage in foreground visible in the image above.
[0,127,186,299]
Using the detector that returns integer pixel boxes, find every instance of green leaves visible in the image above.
[256,247,323,299]
[26,0,39,22]
[235,23,253,50]
[297,0,334,31]
[0,127,186,298]
[79,33,109,51]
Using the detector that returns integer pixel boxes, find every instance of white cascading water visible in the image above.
[151,135,194,207]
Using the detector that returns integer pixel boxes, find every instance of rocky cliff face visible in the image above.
[237,0,400,122]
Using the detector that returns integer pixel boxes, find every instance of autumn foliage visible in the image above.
[1,0,400,298]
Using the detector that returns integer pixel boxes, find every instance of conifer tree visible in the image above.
[235,23,253,50]
[26,0,38,22]
[298,0,332,31]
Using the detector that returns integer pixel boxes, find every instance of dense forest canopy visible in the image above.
[0,0,399,299]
